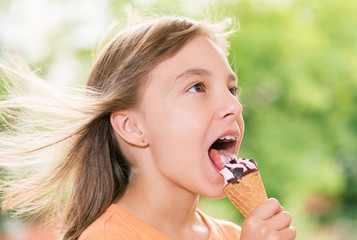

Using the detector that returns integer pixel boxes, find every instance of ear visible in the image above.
[110,111,148,147]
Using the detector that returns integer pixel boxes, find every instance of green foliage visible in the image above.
[199,0,357,239]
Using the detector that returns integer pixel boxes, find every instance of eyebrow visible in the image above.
[175,68,237,82]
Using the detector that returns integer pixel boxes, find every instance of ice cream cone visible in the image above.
[223,171,267,218]
[209,149,268,218]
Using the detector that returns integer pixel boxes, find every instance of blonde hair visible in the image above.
[0,15,233,240]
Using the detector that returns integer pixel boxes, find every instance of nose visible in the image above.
[217,90,243,120]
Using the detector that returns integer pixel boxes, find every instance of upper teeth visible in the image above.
[218,135,237,142]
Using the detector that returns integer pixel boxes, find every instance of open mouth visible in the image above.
[209,135,237,154]
[209,135,238,170]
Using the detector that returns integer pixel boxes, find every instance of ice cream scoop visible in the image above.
[209,149,267,218]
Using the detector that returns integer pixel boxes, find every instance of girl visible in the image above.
[0,15,296,240]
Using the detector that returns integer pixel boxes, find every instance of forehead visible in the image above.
[175,68,237,83]
[148,35,236,85]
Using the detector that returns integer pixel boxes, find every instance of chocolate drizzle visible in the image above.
[226,159,258,184]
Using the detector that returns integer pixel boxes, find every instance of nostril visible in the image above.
[223,112,234,118]
[222,101,242,119]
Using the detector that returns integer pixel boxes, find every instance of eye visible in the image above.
[229,86,240,97]
[187,82,206,93]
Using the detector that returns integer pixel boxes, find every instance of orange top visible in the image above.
[79,204,241,240]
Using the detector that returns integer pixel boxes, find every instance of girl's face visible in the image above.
[138,35,244,198]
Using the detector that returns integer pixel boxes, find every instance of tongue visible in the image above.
[209,149,225,170]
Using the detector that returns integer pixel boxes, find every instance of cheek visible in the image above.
[142,100,226,195]
[152,108,199,144]
[145,102,209,157]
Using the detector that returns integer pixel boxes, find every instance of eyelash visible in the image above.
[229,87,241,97]
[187,82,240,97]
[187,82,206,93]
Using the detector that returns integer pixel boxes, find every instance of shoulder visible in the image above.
[78,204,171,240]
[78,206,137,240]
[210,217,242,237]
[197,209,241,239]
[79,229,110,240]
[78,211,117,240]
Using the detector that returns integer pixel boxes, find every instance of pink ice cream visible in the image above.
[209,149,258,186]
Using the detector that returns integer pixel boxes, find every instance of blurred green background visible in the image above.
[0,0,356,239]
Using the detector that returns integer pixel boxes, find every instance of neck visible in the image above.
[116,166,206,239]
[117,169,200,224]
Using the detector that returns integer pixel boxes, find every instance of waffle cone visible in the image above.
[223,171,267,218]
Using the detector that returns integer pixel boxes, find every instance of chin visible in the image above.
[200,187,226,199]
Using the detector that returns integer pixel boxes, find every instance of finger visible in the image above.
[267,211,292,231]
[250,198,284,220]
[278,226,297,240]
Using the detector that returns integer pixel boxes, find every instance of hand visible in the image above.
[240,198,296,240]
